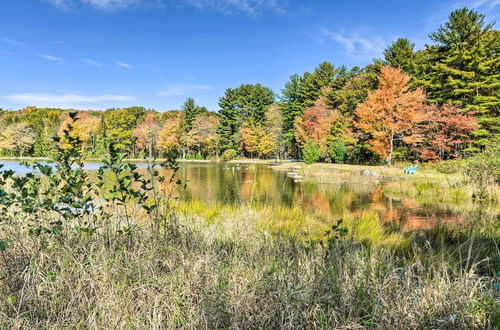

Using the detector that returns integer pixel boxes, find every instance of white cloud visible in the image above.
[3,38,24,46]
[38,53,64,62]
[46,0,285,14]
[466,0,500,13]
[185,0,285,15]
[156,83,213,96]
[45,0,161,11]
[4,92,136,109]
[83,58,103,66]
[116,60,133,69]
[424,0,500,37]
[318,28,388,60]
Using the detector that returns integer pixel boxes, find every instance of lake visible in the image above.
[0,159,496,231]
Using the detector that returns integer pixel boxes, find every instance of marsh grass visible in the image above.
[0,207,499,329]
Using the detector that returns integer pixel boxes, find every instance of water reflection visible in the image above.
[1,160,497,231]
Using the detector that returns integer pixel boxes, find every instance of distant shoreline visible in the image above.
[0,157,275,164]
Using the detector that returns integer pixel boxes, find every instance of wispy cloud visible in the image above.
[184,0,286,15]
[423,0,500,38]
[156,83,213,96]
[45,0,285,14]
[83,58,103,66]
[116,60,133,69]
[0,50,13,55]
[317,28,388,60]
[3,38,24,46]
[38,53,65,62]
[45,0,162,11]
[464,0,500,13]
[4,92,136,109]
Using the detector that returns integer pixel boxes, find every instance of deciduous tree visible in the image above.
[133,113,161,158]
[355,66,426,164]
[419,104,478,160]
[158,116,182,154]
[0,122,35,157]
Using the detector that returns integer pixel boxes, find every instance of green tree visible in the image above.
[18,107,62,157]
[280,74,305,150]
[329,139,347,164]
[328,71,378,117]
[417,8,499,148]
[216,88,240,151]
[384,38,416,74]
[101,108,137,153]
[216,84,274,152]
[181,98,207,131]
[302,140,320,164]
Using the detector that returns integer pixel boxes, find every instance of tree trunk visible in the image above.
[388,131,394,165]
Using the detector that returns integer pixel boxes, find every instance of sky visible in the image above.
[1,0,499,111]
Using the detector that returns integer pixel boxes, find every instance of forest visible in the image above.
[0,8,498,165]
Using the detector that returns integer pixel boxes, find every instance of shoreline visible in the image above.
[0,156,274,164]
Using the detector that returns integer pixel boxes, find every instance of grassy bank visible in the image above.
[0,204,498,328]
[271,162,500,202]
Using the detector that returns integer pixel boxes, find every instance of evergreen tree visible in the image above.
[384,38,416,74]
[181,97,208,131]
[302,140,320,164]
[417,8,499,148]
[280,74,305,147]
[216,84,274,152]
[300,61,336,106]
[216,88,240,151]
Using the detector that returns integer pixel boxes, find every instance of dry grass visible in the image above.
[0,206,498,329]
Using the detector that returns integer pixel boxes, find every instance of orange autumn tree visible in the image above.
[133,113,161,158]
[158,116,182,154]
[355,66,426,164]
[294,97,337,157]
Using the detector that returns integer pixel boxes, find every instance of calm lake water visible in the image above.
[1,159,496,231]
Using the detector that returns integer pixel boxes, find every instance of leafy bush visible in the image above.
[463,141,500,199]
[302,140,320,164]
[435,159,466,174]
[329,139,347,164]
[222,149,237,161]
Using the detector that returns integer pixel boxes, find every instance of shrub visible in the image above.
[302,140,320,164]
[435,159,466,174]
[463,141,500,199]
[222,149,237,161]
[329,139,347,164]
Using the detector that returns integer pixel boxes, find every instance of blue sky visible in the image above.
[1,0,498,111]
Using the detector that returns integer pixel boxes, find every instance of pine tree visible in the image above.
[417,8,499,148]
[216,84,274,152]
[181,98,207,131]
[384,38,416,74]
[216,88,239,151]
[280,74,305,145]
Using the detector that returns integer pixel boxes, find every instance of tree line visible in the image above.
[0,8,498,164]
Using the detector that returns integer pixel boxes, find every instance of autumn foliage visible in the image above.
[294,98,337,155]
[355,66,427,164]
[419,104,478,160]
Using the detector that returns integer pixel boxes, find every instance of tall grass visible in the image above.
[0,208,498,329]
